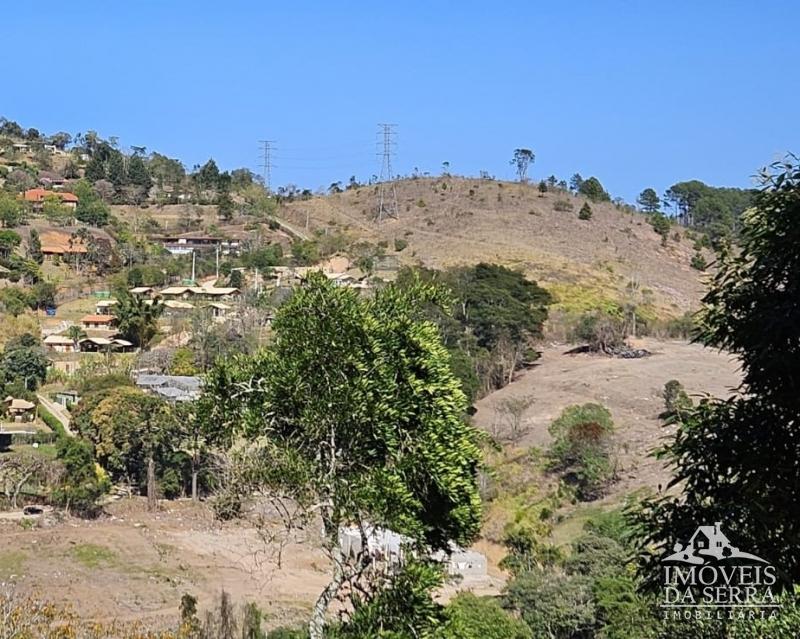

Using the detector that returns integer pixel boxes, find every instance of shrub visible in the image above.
[569,311,626,352]
[548,403,615,500]
[446,592,532,639]
[690,252,707,271]
[553,199,574,212]
[394,238,408,252]
[578,202,592,220]
[662,379,692,419]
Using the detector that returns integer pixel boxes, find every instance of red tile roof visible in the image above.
[80,314,116,324]
[22,188,78,203]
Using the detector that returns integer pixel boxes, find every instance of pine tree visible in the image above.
[127,154,152,190]
[578,202,592,220]
[107,151,127,186]
[637,187,660,213]
[84,155,106,182]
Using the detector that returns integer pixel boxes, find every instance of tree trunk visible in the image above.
[191,467,198,502]
[308,545,344,639]
[147,455,157,512]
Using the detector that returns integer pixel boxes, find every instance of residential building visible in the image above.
[22,188,78,210]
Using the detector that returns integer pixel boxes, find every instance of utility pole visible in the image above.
[375,124,399,222]
[258,140,276,192]
[215,245,220,280]
[191,250,196,283]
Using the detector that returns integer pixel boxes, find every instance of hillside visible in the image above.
[281,177,708,321]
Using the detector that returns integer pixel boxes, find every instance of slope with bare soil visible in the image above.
[473,338,741,499]
[282,178,708,318]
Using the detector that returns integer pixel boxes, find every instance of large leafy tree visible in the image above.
[637,188,660,213]
[0,333,48,390]
[201,274,482,639]
[635,157,800,587]
[114,291,164,349]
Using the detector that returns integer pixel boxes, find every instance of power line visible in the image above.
[258,140,276,191]
[375,123,398,222]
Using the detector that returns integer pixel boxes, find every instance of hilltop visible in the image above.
[280,177,709,324]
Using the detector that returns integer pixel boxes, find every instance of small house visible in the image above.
[54,390,81,408]
[129,286,155,297]
[43,334,78,353]
[95,299,117,315]
[80,314,117,330]
[4,397,36,423]
[22,188,79,210]
[207,301,232,321]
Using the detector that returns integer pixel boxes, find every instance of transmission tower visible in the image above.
[258,140,276,192]
[375,124,398,222]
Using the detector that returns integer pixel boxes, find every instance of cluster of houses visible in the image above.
[43,282,240,363]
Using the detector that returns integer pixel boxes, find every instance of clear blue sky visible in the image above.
[4,1,798,201]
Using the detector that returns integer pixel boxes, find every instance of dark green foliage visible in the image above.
[114,290,164,348]
[634,158,800,590]
[578,202,592,220]
[445,592,532,639]
[648,212,671,245]
[393,238,408,252]
[127,154,152,190]
[242,245,283,270]
[28,228,42,263]
[578,177,610,202]
[0,333,48,391]
[0,229,21,257]
[569,311,626,352]
[50,437,109,515]
[661,380,692,419]
[690,252,707,270]
[396,264,551,397]
[538,180,548,196]
[505,569,596,639]
[548,403,615,500]
[637,188,660,213]
[84,155,106,182]
[664,179,755,240]
[327,560,450,639]
[290,240,319,266]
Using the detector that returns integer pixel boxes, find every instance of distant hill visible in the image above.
[280,177,710,323]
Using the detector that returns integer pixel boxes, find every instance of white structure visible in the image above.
[338,525,487,578]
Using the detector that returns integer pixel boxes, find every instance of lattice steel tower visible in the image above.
[375,123,398,222]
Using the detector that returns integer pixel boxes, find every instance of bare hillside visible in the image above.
[282,178,708,318]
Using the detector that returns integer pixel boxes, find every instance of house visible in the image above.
[95,299,117,315]
[43,334,79,353]
[80,314,117,330]
[39,229,88,258]
[78,336,134,352]
[152,232,242,256]
[163,300,195,317]
[159,286,195,300]
[129,286,155,297]
[207,301,232,321]
[22,188,79,210]
[4,397,36,423]
[194,285,239,300]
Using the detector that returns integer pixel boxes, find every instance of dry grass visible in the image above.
[281,178,709,318]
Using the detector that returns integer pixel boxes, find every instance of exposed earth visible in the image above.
[0,338,740,629]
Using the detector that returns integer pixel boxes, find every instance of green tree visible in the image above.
[637,188,660,213]
[0,229,22,257]
[445,592,532,639]
[114,291,164,349]
[648,212,671,246]
[634,158,800,590]
[73,179,111,226]
[107,150,127,186]
[0,192,24,228]
[578,176,610,202]
[538,180,548,197]
[127,154,152,190]
[510,148,535,182]
[201,274,482,639]
[27,228,42,263]
[548,403,615,500]
[67,324,87,350]
[578,202,593,220]
[51,437,110,516]
[0,333,48,391]
[84,155,106,182]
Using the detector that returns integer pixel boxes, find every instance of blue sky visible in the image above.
[3,1,798,201]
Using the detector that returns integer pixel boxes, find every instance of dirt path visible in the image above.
[36,393,73,436]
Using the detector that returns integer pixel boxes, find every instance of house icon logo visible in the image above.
[659,522,780,621]
[662,521,768,566]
